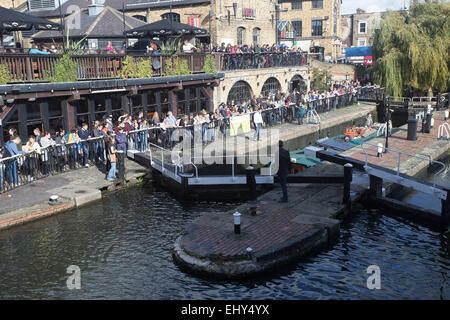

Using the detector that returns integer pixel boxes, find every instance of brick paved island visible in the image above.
[173,163,355,279]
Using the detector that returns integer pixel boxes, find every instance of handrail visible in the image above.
[438,122,450,140]
[360,141,447,188]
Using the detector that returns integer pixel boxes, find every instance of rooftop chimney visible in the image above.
[88,0,105,16]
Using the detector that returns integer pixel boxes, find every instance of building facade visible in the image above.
[277,0,343,59]
[341,9,386,49]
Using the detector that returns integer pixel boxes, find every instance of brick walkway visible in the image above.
[341,113,449,184]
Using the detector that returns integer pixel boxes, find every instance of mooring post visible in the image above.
[246,166,257,200]
[442,190,450,226]
[369,175,383,200]
[234,212,241,234]
[343,163,353,209]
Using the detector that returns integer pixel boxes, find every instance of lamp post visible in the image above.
[58,0,66,53]
[384,85,391,153]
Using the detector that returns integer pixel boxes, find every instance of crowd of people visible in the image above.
[0,80,365,192]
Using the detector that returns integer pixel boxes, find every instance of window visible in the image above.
[133,15,147,22]
[292,21,302,37]
[311,19,323,36]
[292,0,302,10]
[261,78,281,98]
[161,12,180,22]
[312,0,323,9]
[242,8,256,19]
[253,28,261,44]
[227,81,253,105]
[237,27,245,45]
[359,21,367,34]
[357,38,367,47]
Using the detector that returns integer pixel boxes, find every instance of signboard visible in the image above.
[230,114,251,136]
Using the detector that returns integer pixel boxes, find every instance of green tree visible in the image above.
[46,53,78,82]
[311,68,331,91]
[372,0,449,97]
[0,64,12,85]
[203,54,217,74]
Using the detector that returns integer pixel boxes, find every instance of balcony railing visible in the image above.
[0,53,207,82]
[0,52,309,82]
[212,52,308,71]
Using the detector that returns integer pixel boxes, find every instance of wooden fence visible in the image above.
[0,53,207,82]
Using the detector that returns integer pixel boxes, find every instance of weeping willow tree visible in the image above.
[372,0,449,97]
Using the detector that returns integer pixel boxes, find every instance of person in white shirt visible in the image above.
[253,108,264,141]
[182,40,196,53]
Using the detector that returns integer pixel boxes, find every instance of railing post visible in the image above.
[95,56,100,78]
[343,163,353,210]
[25,56,32,81]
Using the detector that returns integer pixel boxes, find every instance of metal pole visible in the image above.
[58,0,66,53]
[384,85,391,153]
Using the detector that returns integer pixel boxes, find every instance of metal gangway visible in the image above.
[306,108,321,125]
[360,141,449,201]
[127,139,276,187]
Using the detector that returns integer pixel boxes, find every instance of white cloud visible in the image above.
[341,0,407,14]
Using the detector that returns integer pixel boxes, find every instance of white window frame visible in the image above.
[357,37,367,47]
[358,21,367,34]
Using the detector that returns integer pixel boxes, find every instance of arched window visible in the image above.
[261,77,281,98]
[133,15,147,22]
[237,27,245,45]
[252,28,260,44]
[161,12,180,22]
[227,81,253,105]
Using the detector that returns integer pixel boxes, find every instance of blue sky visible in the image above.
[341,0,408,14]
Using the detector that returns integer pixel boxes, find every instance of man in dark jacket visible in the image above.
[277,140,292,203]
[78,123,91,167]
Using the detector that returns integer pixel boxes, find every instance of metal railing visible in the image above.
[212,52,308,71]
[438,122,450,140]
[0,135,107,194]
[360,141,447,189]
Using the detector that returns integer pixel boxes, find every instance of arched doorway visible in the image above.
[227,81,253,105]
[260,77,281,98]
[290,75,307,93]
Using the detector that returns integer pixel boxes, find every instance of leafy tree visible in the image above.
[164,56,192,76]
[311,68,331,91]
[0,64,12,85]
[120,56,153,79]
[372,0,449,97]
[46,53,78,83]
[203,54,217,74]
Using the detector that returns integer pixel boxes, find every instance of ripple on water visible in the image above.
[0,187,448,299]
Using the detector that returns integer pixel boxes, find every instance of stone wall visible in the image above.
[214,65,310,105]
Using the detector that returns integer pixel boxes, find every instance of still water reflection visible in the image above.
[0,185,448,299]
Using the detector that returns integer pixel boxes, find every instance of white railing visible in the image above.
[360,141,447,189]
[438,122,450,140]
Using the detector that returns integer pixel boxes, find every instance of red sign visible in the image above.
[188,17,200,27]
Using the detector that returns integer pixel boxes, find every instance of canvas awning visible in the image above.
[0,6,60,32]
[125,19,207,38]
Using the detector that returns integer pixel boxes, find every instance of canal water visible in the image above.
[0,183,448,299]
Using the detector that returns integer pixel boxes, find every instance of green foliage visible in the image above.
[203,54,217,74]
[311,68,331,91]
[164,56,192,76]
[120,56,153,79]
[0,64,12,85]
[160,39,182,54]
[372,0,450,97]
[46,53,78,83]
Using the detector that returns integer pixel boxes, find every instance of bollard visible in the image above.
[234,212,241,234]
[246,166,257,201]
[377,143,384,157]
[424,113,432,133]
[431,117,435,128]
[342,163,353,209]
[445,110,449,121]
[407,118,418,141]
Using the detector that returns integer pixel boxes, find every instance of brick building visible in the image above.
[341,9,386,49]
[277,0,343,60]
